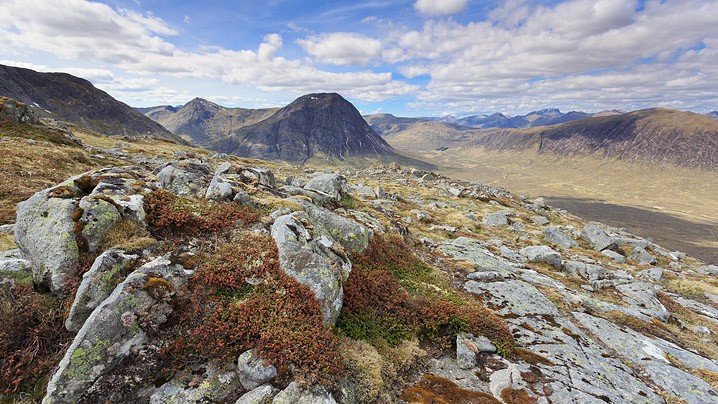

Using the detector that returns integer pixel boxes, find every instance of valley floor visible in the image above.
[400,147,718,265]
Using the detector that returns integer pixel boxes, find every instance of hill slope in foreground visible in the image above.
[1,117,718,403]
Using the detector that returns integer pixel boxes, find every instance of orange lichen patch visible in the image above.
[142,276,174,300]
[501,387,539,404]
[513,348,554,366]
[400,374,501,404]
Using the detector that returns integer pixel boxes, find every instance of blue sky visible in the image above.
[1,0,717,116]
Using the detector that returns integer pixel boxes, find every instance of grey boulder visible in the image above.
[237,349,277,390]
[544,226,578,249]
[580,222,616,251]
[519,245,562,269]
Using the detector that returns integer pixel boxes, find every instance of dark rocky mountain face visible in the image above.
[211,93,396,163]
[468,108,718,169]
[142,98,278,147]
[0,64,183,142]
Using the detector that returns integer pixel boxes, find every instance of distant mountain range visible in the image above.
[382,108,718,170]
[0,64,182,142]
[139,99,278,147]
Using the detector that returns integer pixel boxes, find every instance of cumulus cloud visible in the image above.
[0,0,413,102]
[297,32,383,65]
[413,0,468,16]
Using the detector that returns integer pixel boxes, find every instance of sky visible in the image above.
[0,0,717,117]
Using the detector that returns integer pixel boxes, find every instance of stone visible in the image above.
[156,162,211,197]
[206,175,234,200]
[150,366,241,404]
[628,246,656,265]
[562,261,608,281]
[533,197,546,210]
[574,312,718,403]
[410,209,432,222]
[215,161,233,175]
[580,222,616,251]
[303,173,349,205]
[637,267,663,281]
[237,349,277,390]
[692,326,711,335]
[233,189,253,205]
[544,226,578,249]
[0,249,32,284]
[0,223,14,234]
[519,245,562,269]
[239,167,275,188]
[499,246,526,263]
[270,212,351,325]
[236,384,279,404]
[44,257,188,404]
[65,250,138,332]
[429,225,457,233]
[457,333,497,369]
[489,363,525,399]
[440,237,517,277]
[482,210,514,227]
[297,200,370,253]
[615,282,669,321]
[530,215,549,225]
[272,382,336,404]
[0,97,38,124]
[15,182,80,295]
[601,249,625,263]
[351,185,376,199]
[467,271,503,282]
[78,196,122,254]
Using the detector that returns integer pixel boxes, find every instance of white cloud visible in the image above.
[297,33,383,65]
[0,0,413,103]
[413,0,468,16]
[184,15,191,24]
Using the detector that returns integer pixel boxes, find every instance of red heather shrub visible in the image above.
[144,189,259,236]
[169,233,340,386]
[339,235,514,355]
[0,283,72,396]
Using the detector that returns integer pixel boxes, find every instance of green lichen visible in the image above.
[65,338,112,381]
[0,269,33,285]
[100,263,124,292]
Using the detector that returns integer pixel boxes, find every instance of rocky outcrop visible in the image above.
[44,258,188,404]
[0,96,38,124]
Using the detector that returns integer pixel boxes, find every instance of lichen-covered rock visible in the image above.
[205,174,234,200]
[239,167,276,188]
[150,366,241,404]
[615,282,669,321]
[628,246,656,265]
[15,181,80,294]
[43,257,188,404]
[562,260,608,281]
[580,222,616,251]
[601,249,626,263]
[303,173,349,205]
[272,382,336,404]
[237,349,277,390]
[156,161,211,197]
[271,211,351,325]
[77,197,121,254]
[0,97,38,124]
[236,384,279,404]
[65,250,138,332]
[482,210,514,227]
[297,199,370,253]
[519,245,562,269]
[0,249,32,285]
[544,226,578,249]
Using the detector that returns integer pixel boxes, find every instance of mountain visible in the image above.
[141,98,278,147]
[706,111,718,121]
[0,64,182,142]
[133,105,179,115]
[211,93,396,163]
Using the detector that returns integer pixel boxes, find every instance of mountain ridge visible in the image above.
[0,64,183,143]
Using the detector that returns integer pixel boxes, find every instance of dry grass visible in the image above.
[0,234,16,251]
[100,219,157,253]
[667,278,718,301]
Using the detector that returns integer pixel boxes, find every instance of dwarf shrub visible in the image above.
[338,235,514,355]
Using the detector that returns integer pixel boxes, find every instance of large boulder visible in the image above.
[296,200,370,253]
[544,226,578,249]
[43,257,188,404]
[482,210,514,227]
[519,245,562,269]
[0,96,38,124]
[271,209,358,325]
[303,173,349,205]
[150,366,241,404]
[15,180,81,294]
[156,161,212,197]
[580,222,616,251]
[64,250,138,332]
[237,349,277,390]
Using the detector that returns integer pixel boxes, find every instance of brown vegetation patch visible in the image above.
[400,374,500,404]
